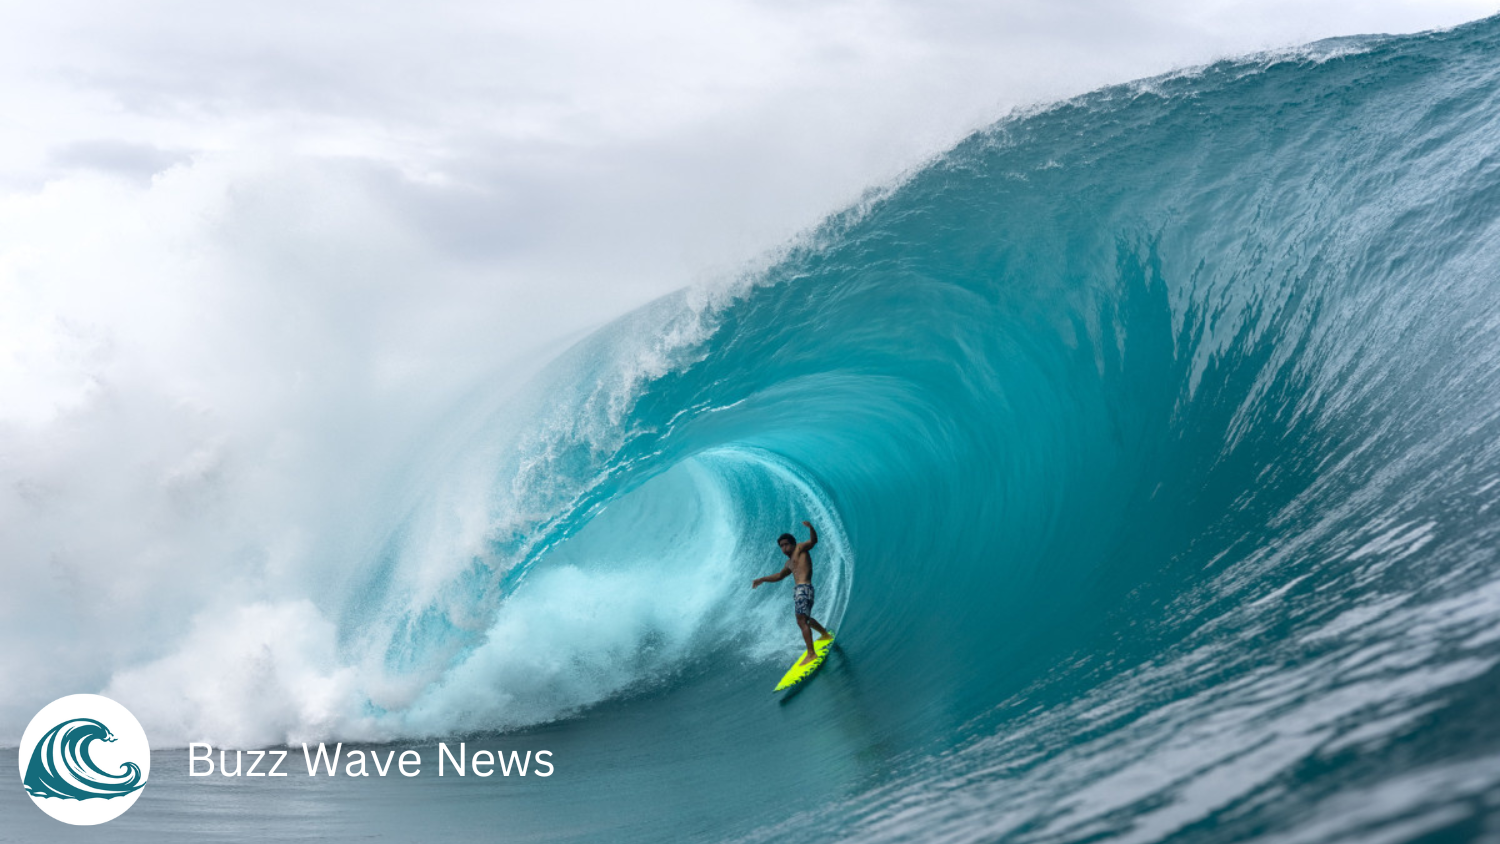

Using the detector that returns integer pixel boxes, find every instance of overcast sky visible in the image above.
[0,0,1496,738]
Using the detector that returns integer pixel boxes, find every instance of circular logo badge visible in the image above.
[18,694,150,825]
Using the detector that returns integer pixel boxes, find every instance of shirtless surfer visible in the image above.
[752,521,833,665]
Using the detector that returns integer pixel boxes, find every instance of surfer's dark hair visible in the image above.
[777,533,796,546]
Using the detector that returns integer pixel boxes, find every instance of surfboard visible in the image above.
[773,634,835,692]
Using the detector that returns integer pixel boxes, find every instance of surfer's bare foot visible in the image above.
[816,633,833,641]
[800,650,818,665]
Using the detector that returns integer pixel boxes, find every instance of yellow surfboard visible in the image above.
[773,634,835,692]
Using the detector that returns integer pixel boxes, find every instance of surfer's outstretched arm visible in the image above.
[752,566,791,588]
[798,520,818,551]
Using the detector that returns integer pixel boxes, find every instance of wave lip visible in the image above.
[23,718,147,800]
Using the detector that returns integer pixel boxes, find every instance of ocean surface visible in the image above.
[9,16,1500,844]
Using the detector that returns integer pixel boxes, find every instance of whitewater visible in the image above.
[9,15,1500,844]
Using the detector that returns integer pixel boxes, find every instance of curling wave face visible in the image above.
[115,15,1500,843]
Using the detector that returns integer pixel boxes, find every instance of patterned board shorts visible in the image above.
[793,583,815,617]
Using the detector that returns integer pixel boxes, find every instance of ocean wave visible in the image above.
[107,14,1500,842]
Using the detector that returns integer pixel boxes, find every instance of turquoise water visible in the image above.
[11,16,1500,843]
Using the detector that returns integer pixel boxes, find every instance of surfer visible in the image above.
[752,521,833,665]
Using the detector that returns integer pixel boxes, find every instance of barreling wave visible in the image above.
[142,14,1500,842]
[23,719,146,800]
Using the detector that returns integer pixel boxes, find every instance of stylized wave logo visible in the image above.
[22,718,146,801]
